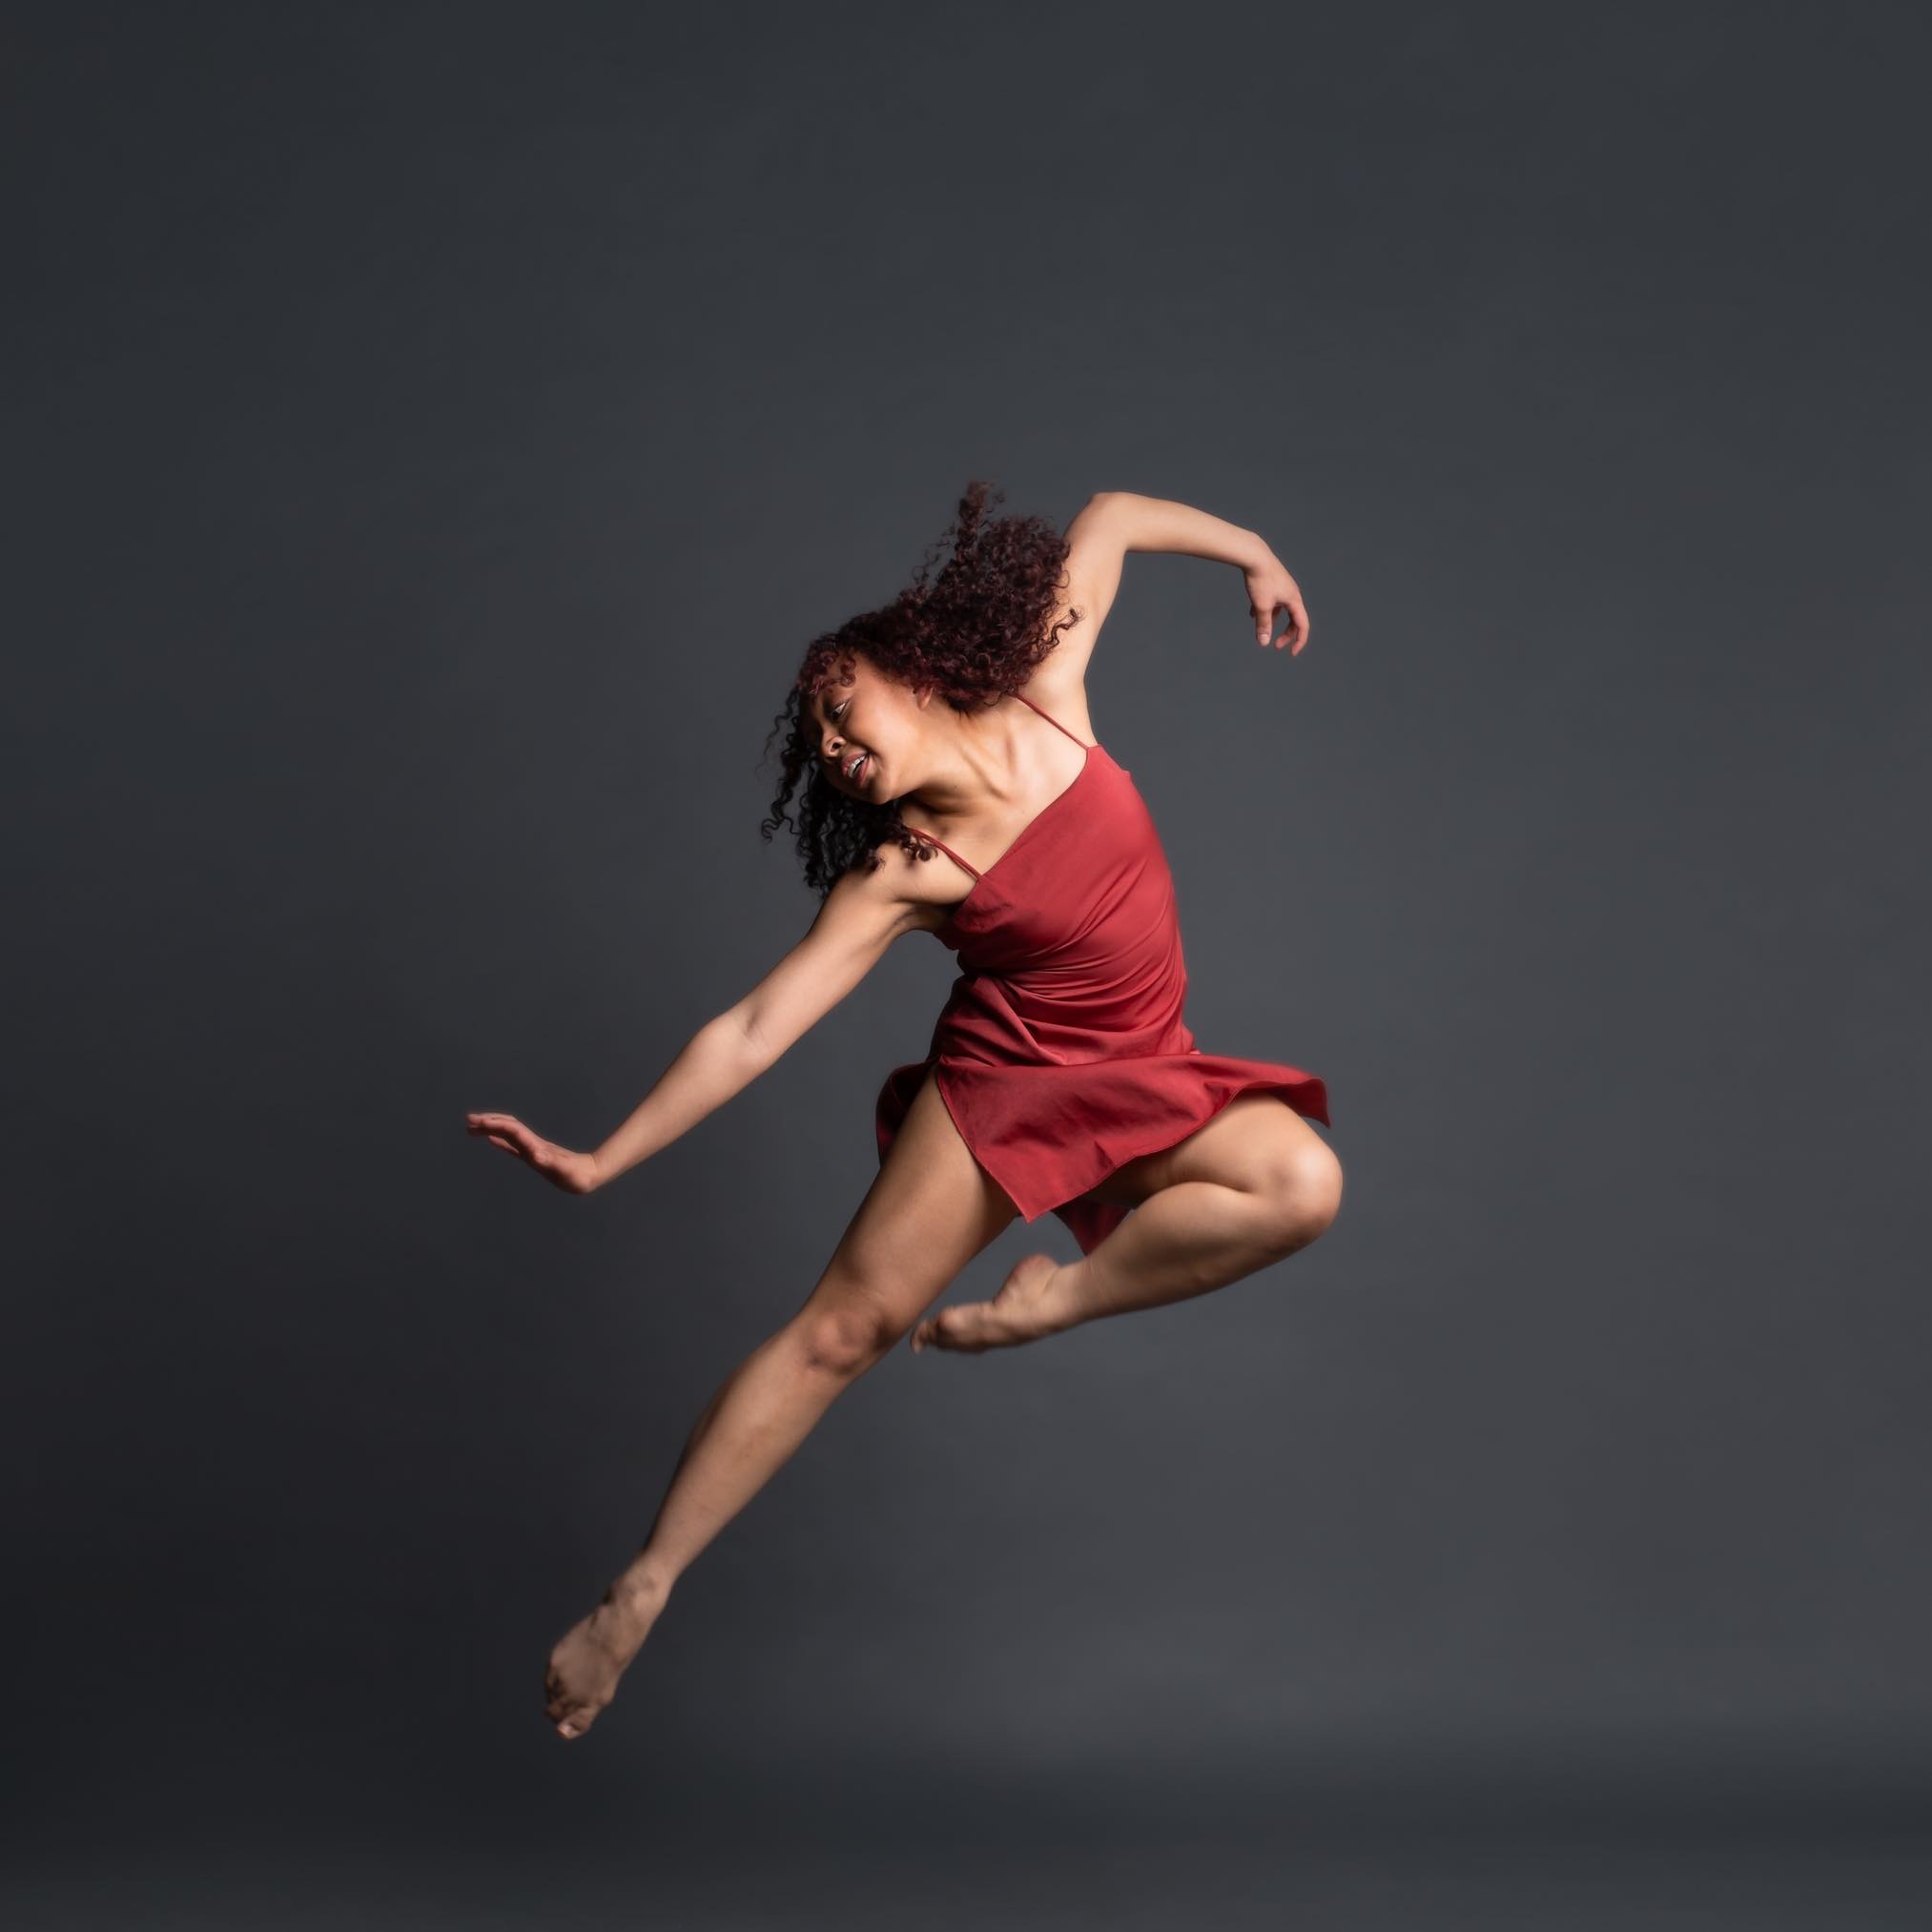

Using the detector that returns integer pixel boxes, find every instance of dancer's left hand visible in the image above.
[1244,554,1310,653]
[465,1111,602,1194]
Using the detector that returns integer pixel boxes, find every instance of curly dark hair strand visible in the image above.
[758,480,1084,898]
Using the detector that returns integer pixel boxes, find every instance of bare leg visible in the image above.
[544,1067,1015,1739]
[911,1096,1343,1353]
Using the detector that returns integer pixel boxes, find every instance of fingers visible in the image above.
[1259,594,1311,653]
[466,1112,536,1158]
[1248,562,1312,654]
[467,1112,583,1190]
[1285,588,1311,652]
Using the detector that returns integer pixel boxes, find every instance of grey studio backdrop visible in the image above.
[6,0,1928,1922]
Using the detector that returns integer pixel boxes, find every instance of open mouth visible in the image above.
[842,750,871,786]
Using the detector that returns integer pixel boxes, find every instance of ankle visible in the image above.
[1039,1260,1087,1332]
[609,1564,673,1617]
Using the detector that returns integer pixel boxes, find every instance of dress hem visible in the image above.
[929,1054,1331,1227]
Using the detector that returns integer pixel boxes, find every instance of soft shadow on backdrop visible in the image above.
[7,0,1927,1922]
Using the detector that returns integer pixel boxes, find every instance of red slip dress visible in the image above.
[874,690,1331,1257]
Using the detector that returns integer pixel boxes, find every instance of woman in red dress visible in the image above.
[466,483,1345,1740]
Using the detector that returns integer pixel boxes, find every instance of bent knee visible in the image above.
[1250,1139,1345,1254]
[794,1289,907,1376]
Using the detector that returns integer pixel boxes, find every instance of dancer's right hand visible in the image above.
[465,1112,603,1195]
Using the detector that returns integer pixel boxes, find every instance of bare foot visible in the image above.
[544,1573,668,1740]
[909,1251,1071,1354]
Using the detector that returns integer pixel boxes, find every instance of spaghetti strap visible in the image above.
[1013,689,1091,749]
[909,828,980,883]
[873,687,1331,1261]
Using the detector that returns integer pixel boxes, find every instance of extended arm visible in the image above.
[1036,493,1310,694]
[1080,491,1274,572]
[586,852,916,1189]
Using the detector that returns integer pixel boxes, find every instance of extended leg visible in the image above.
[544,1066,1015,1738]
[912,1096,1342,1353]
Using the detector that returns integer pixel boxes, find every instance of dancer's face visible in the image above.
[808,655,929,802]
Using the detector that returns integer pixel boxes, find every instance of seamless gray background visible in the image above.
[7,2,1929,1925]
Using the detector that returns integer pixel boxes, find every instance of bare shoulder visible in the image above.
[832,831,968,935]
[731,838,955,1062]
[1014,668,1098,748]
[1011,495,1130,723]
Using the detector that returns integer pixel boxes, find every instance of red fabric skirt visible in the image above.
[876,1049,1330,1257]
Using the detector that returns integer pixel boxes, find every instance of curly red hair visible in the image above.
[759,481,1083,897]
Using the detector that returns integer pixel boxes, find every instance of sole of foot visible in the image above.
[909,1251,1068,1354]
[544,1576,668,1739]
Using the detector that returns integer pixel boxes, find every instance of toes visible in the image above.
[934,1306,988,1352]
[912,1311,967,1352]
[915,1275,1063,1355]
[911,1302,1007,1354]
[548,1696,597,1738]
[544,1673,596,1738]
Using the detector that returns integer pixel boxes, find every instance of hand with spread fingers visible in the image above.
[1243,551,1311,653]
[464,1111,602,1195]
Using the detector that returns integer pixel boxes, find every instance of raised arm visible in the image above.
[581,849,923,1189]
[1032,492,1311,698]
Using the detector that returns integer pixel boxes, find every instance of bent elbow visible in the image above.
[719,1006,776,1072]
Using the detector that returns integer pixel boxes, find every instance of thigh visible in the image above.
[793,1065,1018,1346]
[1073,1093,1336,1212]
